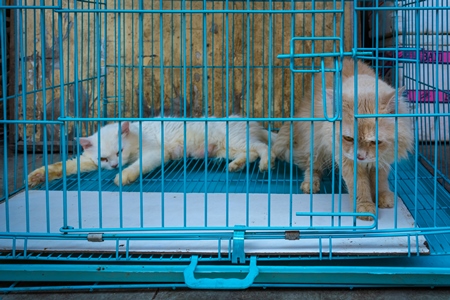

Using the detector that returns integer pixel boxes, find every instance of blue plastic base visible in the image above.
[41,158,343,194]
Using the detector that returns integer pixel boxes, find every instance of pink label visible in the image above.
[407,90,450,103]
[399,50,450,64]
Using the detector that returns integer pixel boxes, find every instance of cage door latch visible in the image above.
[285,230,300,240]
[232,225,245,264]
[87,233,104,242]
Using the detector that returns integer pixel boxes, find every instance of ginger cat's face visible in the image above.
[79,122,133,169]
[340,75,404,164]
[341,119,391,163]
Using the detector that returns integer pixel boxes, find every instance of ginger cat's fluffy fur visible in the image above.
[272,58,414,220]
[27,116,275,187]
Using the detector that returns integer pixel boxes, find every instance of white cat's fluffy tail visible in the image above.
[260,129,277,145]
[269,132,277,143]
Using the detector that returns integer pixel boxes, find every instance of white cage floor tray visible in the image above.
[0,191,428,256]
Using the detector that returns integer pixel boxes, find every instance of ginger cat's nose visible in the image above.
[357,154,365,160]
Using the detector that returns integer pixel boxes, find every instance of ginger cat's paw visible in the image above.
[357,201,376,221]
[114,169,138,186]
[378,191,395,208]
[301,180,320,194]
[27,168,45,187]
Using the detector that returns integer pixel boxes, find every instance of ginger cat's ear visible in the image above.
[398,86,406,95]
[79,137,93,150]
[384,86,406,114]
[326,88,335,101]
[121,121,130,136]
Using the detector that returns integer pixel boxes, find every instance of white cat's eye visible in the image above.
[343,136,354,142]
[116,149,123,156]
[101,157,108,162]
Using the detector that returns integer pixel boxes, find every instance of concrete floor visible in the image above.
[2,287,450,299]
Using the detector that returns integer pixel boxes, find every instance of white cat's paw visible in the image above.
[114,169,138,186]
[228,161,245,172]
[271,155,276,168]
[357,202,376,221]
[259,156,276,172]
[27,168,45,187]
[301,180,320,194]
[258,157,269,172]
[378,191,395,208]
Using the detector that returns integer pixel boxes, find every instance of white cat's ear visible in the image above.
[79,137,93,150]
[121,121,130,136]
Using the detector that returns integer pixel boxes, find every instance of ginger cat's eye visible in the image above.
[343,136,354,142]
[101,157,108,162]
[371,140,383,146]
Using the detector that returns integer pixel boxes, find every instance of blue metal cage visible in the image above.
[1,0,450,291]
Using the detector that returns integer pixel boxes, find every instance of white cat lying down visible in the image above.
[27,115,276,187]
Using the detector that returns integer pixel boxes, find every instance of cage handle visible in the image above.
[321,59,340,122]
[184,255,259,289]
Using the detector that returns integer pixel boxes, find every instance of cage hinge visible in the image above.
[232,225,246,264]
[87,233,104,242]
[285,230,300,240]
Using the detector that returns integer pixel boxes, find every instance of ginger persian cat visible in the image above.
[272,58,414,220]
